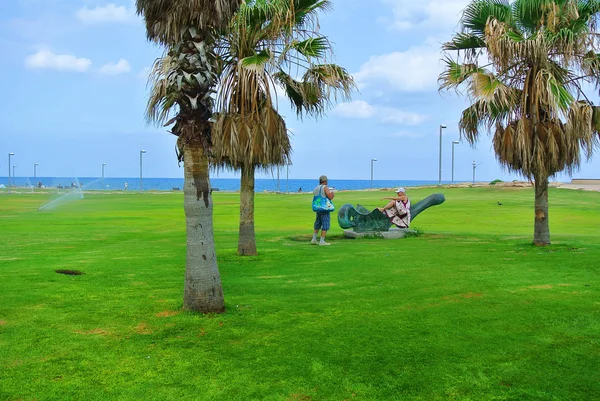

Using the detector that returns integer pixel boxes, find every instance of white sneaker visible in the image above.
[310,239,317,245]
[319,241,331,246]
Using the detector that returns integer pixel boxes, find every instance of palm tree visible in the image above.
[211,0,355,255]
[439,0,600,246]
[136,0,242,313]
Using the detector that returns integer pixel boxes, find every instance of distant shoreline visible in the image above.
[3,180,600,194]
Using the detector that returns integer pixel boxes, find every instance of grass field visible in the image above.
[1,187,599,400]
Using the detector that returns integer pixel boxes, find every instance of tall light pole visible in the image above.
[34,163,39,180]
[8,152,14,189]
[472,161,483,184]
[102,163,107,190]
[370,158,377,189]
[438,124,447,185]
[139,150,146,192]
[451,141,459,184]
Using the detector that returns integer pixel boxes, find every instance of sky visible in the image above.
[1,0,599,183]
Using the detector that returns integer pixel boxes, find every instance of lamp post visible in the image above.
[277,166,280,193]
[472,161,483,184]
[8,152,14,189]
[139,150,146,192]
[34,163,39,180]
[102,163,107,190]
[286,164,289,194]
[451,141,459,184]
[438,124,447,185]
[370,158,377,189]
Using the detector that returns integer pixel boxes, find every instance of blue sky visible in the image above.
[1,0,599,182]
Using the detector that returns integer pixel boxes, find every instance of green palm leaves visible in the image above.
[440,0,600,180]
[212,0,355,168]
[440,0,600,245]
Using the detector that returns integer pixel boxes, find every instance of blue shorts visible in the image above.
[314,211,331,231]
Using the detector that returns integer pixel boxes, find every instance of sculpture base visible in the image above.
[343,228,417,239]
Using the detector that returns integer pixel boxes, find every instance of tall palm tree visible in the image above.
[439,0,600,246]
[211,0,355,255]
[136,0,242,313]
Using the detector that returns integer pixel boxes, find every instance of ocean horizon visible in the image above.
[2,177,463,192]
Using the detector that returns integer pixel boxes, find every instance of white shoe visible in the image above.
[319,241,331,246]
[310,239,317,245]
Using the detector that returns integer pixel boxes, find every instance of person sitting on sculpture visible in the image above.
[377,187,411,228]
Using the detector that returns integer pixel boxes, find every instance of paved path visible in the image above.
[557,183,600,192]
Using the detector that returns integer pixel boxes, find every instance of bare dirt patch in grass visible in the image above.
[135,323,152,335]
[522,284,553,290]
[289,393,314,401]
[459,292,483,299]
[76,328,111,336]
[0,320,6,326]
[156,311,180,318]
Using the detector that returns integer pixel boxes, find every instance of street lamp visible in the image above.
[8,152,14,189]
[102,163,107,191]
[370,158,377,189]
[438,124,447,185]
[140,150,146,192]
[451,141,459,184]
[472,160,483,184]
[34,163,39,180]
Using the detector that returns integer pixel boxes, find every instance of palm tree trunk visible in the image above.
[533,175,550,246]
[238,164,257,256]
[183,144,225,313]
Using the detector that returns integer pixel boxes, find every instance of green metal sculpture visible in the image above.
[338,194,445,233]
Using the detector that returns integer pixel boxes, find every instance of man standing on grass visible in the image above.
[311,175,335,246]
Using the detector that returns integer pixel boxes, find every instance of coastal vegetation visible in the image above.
[137,0,243,313]
[440,0,600,246]
[210,0,354,256]
[138,0,352,311]
[1,188,599,400]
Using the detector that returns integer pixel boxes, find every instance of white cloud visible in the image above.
[98,59,131,75]
[24,50,92,72]
[380,107,427,125]
[382,0,469,32]
[354,39,443,92]
[76,3,135,24]
[333,100,375,118]
[334,100,426,126]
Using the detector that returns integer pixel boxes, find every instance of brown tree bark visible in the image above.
[183,144,225,313]
[533,175,550,246]
[237,164,257,256]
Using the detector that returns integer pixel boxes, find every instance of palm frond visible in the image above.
[136,0,242,44]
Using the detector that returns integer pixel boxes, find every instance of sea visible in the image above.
[4,177,451,192]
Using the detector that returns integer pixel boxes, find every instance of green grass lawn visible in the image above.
[1,187,599,400]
